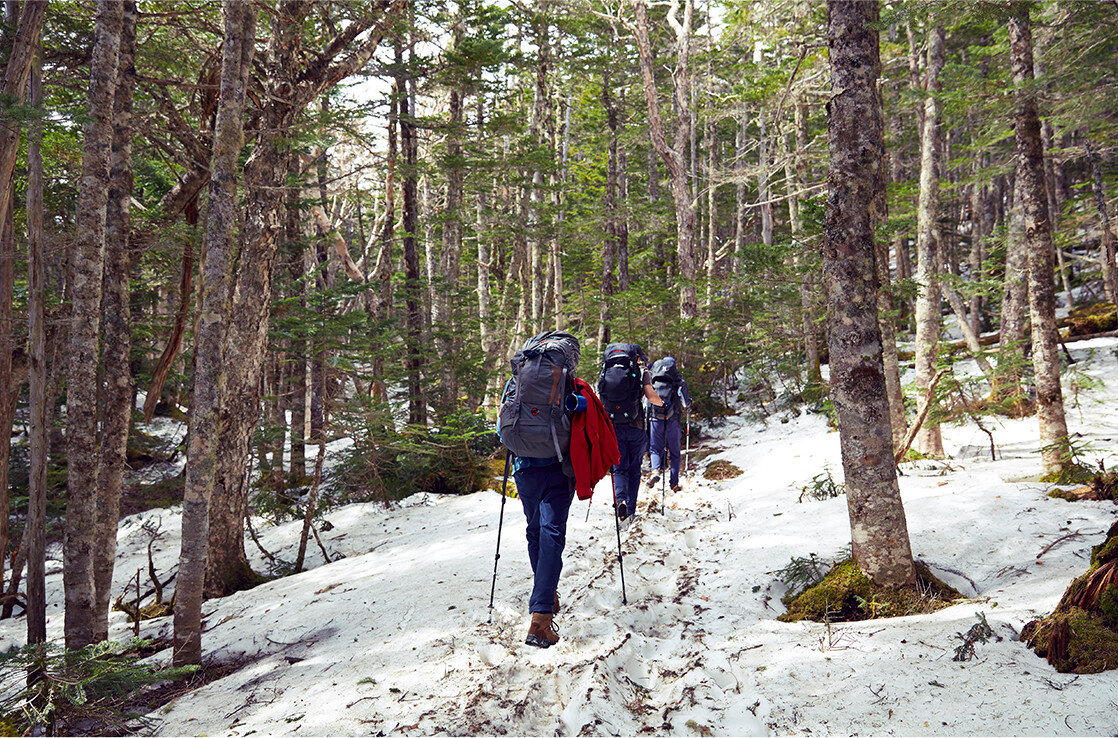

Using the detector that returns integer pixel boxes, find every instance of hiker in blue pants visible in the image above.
[598,343,663,521]
[648,357,692,492]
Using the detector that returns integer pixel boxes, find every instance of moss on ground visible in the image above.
[1023,608,1118,674]
[1024,521,1118,673]
[778,559,962,623]
[703,460,743,481]
[1039,464,1097,486]
[1065,301,1117,336]
[1049,470,1118,503]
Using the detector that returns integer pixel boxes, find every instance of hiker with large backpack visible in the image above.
[496,331,618,649]
[597,343,663,523]
[648,357,693,493]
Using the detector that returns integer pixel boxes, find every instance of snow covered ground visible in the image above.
[5,339,1118,736]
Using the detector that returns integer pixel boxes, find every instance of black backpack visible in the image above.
[597,342,644,425]
[498,331,580,461]
[650,357,682,420]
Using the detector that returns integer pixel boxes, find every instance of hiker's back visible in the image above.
[650,357,682,420]
[498,331,580,461]
[598,342,644,426]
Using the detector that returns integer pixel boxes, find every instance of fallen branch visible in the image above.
[1036,530,1086,560]
[894,369,947,463]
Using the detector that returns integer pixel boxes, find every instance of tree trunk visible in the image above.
[996,180,1029,399]
[824,0,916,588]
[632,0,698,320]
[1086,141,1116,304]
[65,0,122,651]
[26,38,45,646]
[913,26,945,458]
[1041,120,1073,310]
[173,0,256,667]
[1009,6,1070,477]
[92,0,136,644]
[398,37,426,426]
[0,0,46,227]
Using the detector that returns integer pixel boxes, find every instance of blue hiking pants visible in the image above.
[650,416,682,488]
[514,462,574,613]
[611,423,647,517]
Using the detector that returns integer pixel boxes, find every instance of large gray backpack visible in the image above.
[498,331,580,461]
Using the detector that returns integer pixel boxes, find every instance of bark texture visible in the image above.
[913,26,945,457]
[824,0,916,588]
[65,0,122,650]
[26,42,45,645]
[174,0,256,666]
[204,1,407,598]
[92,0,136,643]
[1009,7,1070,476]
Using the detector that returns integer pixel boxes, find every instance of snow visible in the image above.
[7,341,1118,736]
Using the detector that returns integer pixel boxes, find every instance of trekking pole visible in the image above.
[611,476,628,605]
[487,450,511,624]
[585,498,591,522]
[685,407,691,476]
[661,455,666,515]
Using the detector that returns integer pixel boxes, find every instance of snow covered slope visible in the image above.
[7,339,1118,736]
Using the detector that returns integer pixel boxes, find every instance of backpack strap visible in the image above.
[549,366,568,461]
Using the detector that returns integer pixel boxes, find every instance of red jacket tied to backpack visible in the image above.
[570,377,620,500]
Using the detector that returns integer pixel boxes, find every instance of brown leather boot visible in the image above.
[525,612,559,648]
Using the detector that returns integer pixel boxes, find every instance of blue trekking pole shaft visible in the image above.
[487,450,511,624]
[611,475,627,605]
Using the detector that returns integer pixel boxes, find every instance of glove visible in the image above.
[577,487,593,501]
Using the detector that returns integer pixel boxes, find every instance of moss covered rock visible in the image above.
[778,559,962,623]
[1024,522,1118,672]
[1022,608,1118,673]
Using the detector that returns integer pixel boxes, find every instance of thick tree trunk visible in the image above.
[204,0,405,598]
[632,0,698,320]
[173,0,256,667]
[824,0,916,588]
[1009,7,1070,476]
[913,26,945,458]
[65,0,122,650]
[92,0,136,644]
[26,41,46,646]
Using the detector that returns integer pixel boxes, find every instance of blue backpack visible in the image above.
[498,331,580,461]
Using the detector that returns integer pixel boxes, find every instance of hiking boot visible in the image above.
[671,483,682,492]
[526,612,559,648]
[648,474,660,487]
[615,501,628,520]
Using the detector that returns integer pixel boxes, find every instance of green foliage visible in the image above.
[953,612,996,662]
[775,552,831,602]
[0,639,196,736]
[798,467,846,502]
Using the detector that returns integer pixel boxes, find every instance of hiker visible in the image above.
[598,343,663,522]
[648,356,693,492]
[498,331,618,649]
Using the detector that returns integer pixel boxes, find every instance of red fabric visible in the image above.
[570,377,620,500]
